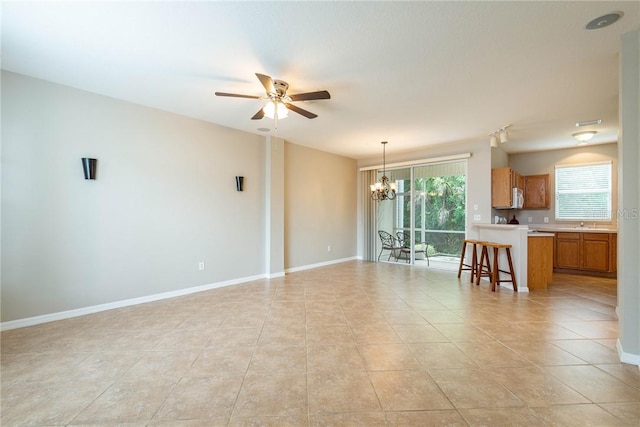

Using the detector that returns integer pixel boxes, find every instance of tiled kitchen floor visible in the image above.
[1,261,639,426]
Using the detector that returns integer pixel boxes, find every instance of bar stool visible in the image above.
[457,239,483,283]
[475,242,517,292]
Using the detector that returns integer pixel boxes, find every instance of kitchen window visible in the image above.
[555,161,612,221]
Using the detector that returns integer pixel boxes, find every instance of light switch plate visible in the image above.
[543,217,549,223]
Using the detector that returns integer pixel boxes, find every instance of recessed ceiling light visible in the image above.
[257,127,270,132]
[585,12,623,30]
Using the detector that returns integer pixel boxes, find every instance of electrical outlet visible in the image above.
[543,217,549,223]
[528,217,533,223]
[198,261,205,271]
[473,214,481,221]
[327,245,331,252]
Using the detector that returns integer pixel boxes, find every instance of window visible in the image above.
[555,162,612,221]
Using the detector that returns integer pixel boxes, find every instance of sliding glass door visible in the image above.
[375,160,466,267]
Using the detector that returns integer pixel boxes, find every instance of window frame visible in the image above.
[554,161,612,222]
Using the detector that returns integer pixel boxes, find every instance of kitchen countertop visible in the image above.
[532,227,617,234]
[477,223,617,234]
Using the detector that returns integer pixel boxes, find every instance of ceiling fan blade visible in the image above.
[215,92,260,99]
[288,90,331,101]
[285,103,318,119]
[251,107,265,120]
[255,73,275,95]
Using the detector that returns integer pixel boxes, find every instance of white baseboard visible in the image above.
[617,339,640,366]
[0,273,267,331]
[267,272,286,279]
[285,256,358,274]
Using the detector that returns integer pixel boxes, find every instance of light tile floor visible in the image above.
[2,261,639,426]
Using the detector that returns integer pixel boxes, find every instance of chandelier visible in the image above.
[370,141,397,201]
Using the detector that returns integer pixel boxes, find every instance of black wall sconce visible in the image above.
[82,158,97,180]
[235,176,244,191]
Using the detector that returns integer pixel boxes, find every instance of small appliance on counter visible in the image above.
[494,215,508,224]
[509,215,519,224]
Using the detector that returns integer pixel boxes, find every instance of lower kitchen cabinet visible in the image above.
[554,232,617,273]
[555,232,580,269]
[582,233,611,271]
[528,236,554,290]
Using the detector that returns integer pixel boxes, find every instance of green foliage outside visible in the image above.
[397,175,466,256]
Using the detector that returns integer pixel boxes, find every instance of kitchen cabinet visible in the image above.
[554,232,616,273]
[524,174,550,209]
[555,232,580,269]
[492,167,523,208]
[528,235,554,290]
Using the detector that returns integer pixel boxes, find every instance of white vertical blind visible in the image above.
[362,169,377,261]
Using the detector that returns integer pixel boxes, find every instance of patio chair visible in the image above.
[377,230,402,261]
[396,231,429,266]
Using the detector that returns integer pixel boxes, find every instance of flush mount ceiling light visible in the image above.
[586,12,623,30]
[572,131,597,142]
[370,141,397,201]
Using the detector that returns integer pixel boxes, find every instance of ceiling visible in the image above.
[2,1,639,160]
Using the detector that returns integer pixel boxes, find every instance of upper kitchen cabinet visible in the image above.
[524,174,550,209]
[492,167,523,208]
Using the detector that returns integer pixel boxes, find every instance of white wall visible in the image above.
[508,143,618,226]
[1,72,268,322]
[284,142,357,269]
[617,30,640,364]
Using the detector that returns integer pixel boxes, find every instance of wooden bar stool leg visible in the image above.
[506,248,518,291]
[457,240,468,278]
[475,245,492,287]
[470,243,478,283]
[491,246,499,292]
[474,246,484,286]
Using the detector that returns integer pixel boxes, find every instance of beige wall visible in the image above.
[1,72,358,324]
[284,142,357,269]
[508,143,618,226]
[1,71,267,322]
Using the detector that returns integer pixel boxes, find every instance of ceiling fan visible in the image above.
[215,73,330,120]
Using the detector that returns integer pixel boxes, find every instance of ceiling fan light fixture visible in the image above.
[572,131,597,142]
[263,101,288,119]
